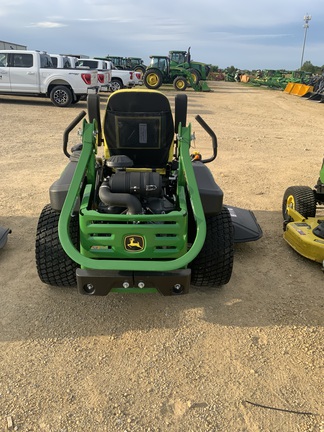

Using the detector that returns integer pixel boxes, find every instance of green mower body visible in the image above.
[36,89,262,296]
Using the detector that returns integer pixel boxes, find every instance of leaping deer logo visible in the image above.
[125,235,144,251]
[128,237,141,248]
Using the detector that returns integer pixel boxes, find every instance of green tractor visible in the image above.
[143,55,210,92]
[105,56,127,70]
[169,47,211,86]
[126,57,146,74]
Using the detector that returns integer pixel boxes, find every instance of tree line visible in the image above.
[210,62,324,75]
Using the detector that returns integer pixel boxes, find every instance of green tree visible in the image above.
[301,61,316,73]
[225,65,237,75]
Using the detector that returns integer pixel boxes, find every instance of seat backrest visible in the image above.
[103,89,175,169]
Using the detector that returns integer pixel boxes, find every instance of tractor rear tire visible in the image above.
[282,186,316,221]
[143,70,163,89]
[189,68,200,85]
[190,207,234,287]
[87,93,102,144]
[35,204,78,287]
[173,76,187,91]
[134,65,145,76]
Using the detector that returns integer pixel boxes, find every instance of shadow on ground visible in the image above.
[1,209,323,343]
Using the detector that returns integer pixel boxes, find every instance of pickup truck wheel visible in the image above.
[143,70,163,89]
[110,78,123,92]
[50,85,73,107]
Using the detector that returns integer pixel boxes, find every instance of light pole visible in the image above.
[300,14,311,69]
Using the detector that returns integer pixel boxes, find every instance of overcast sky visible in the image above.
[1,0,323,71]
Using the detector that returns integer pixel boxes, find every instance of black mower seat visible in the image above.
[103,89,175,169]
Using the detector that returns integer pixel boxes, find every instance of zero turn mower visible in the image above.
[35,89,262,296]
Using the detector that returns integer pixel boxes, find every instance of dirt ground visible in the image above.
[1,81,324,432]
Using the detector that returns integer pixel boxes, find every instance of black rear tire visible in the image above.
[190,207,234,287]
[282,186,316,221]
[50,85,73,107]
[174,93,187,132]
[87,93,102,145]
[35,204,78,287]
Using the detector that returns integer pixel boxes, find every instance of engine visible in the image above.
[98,170,177,215]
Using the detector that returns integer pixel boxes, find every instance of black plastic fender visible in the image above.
[192,161,223,215]
[49,151,81,211]
[0,226,11,249]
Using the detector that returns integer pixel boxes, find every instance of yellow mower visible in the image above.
[282,160,324,270]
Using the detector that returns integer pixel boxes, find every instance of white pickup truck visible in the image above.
[110,68,143,91]
[0,50,99,107]
[75,58,112,92]
[77,57,141,92]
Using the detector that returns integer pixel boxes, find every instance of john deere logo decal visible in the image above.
[124,235,144,252]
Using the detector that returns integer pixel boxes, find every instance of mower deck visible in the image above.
[284,208,324,266]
